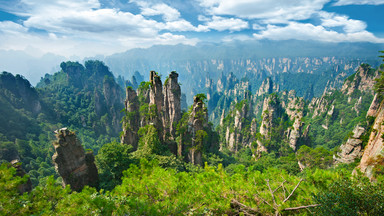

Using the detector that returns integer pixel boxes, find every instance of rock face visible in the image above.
[367,94,381,117]
[341,64,379,96]
[163,71,181,137]
[335,125,365,164]
[52,128,98,191]
[121,71,182,145]
[257,77,274,96]
[121,87,140,150]
[187,96,209,166]
[260,94,282,138]
[11,160,32,194]
[357,99,384,179]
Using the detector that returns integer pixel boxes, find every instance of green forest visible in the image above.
[1,58,384,215]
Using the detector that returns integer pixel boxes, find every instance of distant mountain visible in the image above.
[103,40,383,104]
[0,50,66,85]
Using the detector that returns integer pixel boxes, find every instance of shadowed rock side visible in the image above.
[11,159,32,194]
[163,71,181,138]
[149,71,165,140]
[52,128,98,191]
[121,87,140,150]
[121,71,182,146]
[187,96,209,166]
[335,125,365,164]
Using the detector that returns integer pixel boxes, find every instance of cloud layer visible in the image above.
[0,0,382,57]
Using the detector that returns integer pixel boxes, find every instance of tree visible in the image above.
[95,142,133,190]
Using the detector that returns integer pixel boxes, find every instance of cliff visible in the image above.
[52,128,98,191]
[163,71,181,138]
[357,99,384,179]
[341,64,379,96]
[187,95,209,166]
[121,87,140,150]
[335,125,365,164]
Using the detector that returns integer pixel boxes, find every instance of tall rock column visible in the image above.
[121,87,140,150]
[187,96,209,166]
[163,71,181,138]
[52,128,98,191]
[149,71,164,140]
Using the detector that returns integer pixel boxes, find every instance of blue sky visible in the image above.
[0,0,383,58]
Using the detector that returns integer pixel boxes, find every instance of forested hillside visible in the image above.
[1,58,384,215]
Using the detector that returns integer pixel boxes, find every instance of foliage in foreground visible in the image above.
[2,160,383,215]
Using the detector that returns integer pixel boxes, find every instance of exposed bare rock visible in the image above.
[285,93,309,150]
[149,71,164,139]
[121,87,140,150]
[357,99,384,179]
[52,128,98,191]
[186,96,209,166]
[257,77,273,96]
[335,125,365,164]
[163,71,181,137]
[260,94,282,138]
[287,118,304,151]
[310,95,330,118]
[11,159,32,194]
[341,65,379,96]
[150,71,164,113]
[367,94,381,117]
[352,96,362,114]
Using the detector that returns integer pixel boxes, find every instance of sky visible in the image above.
[0,0,384,58]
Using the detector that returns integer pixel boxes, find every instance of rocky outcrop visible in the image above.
[257,77,273,96]
[260,94,282,138]
[121,71,182,147]
[282,91,308,150]
[121,87,140,150]
[52,128,98,191]
[11,159,32,194]
[335,125,365,164]
[187,96,209,166]
[367,94,381,117]
[163,71,181,137]
[357,99,384,179]
[341,64,379,96]
[224,102,248,152]
[150,71,164,113]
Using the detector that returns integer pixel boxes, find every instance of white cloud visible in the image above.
[198,0,330,23]
[333,0,384,6]
[319,12,366,33]
[0,0,200,57]
[138,2,181,21]
[198,16,249,32]
[253,22,384,43]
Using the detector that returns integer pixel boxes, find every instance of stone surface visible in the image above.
[163,71,181,137]
[341,65,379,96]
[52,128,98,191]
[357,99,384,179]
[121,87,140,150]
[11,159,32,194]
[335,125,365,164]
[186,96,209,166]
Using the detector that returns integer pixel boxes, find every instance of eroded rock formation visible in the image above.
[335,125,365,164]
[121,87,140,150]
[187,96,209,166]
[52,128,98,191]
[163,71,181,137]
[11,159,32,194]
[357,99,384,179]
